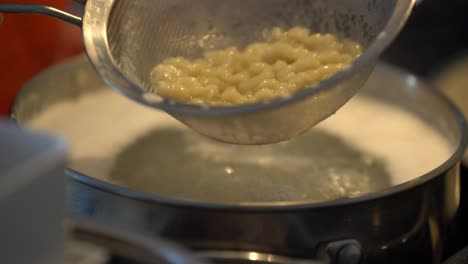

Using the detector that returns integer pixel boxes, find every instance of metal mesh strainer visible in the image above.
[0,0,415,144]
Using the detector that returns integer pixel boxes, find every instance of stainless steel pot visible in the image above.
[11,55,468,264]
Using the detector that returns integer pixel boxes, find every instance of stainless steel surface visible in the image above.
[0,4,81,26]
[0,0,415,144]
[12,55,468,264]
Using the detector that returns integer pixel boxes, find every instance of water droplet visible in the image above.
[143,93,163,103]
[224,166,234,175]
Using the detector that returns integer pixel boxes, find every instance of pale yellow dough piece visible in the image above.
[151,27,363,106]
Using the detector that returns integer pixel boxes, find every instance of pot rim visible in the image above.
[11,56,468,212]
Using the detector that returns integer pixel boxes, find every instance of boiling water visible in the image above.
[27,89,454,203]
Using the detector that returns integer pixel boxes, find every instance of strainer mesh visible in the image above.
[105,0,393,93]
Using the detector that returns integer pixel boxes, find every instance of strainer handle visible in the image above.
[0,4,82,26]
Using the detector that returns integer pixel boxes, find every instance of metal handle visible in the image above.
[0,4,82,26]
[69,218,209,264]
[196,250,327,264]
[195,240,362,264]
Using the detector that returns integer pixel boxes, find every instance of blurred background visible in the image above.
[0,0,83,117]
[382,0,468,77]
[0,0,467,117]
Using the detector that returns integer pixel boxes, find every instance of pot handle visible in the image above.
[0,4,82,26]
[196,240,362,264]
[69,218,209,264]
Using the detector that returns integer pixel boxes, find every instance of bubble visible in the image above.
[224,166,235,175]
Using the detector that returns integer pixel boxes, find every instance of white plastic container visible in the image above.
[0,120,67,264]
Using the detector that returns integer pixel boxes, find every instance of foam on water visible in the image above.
[26,89,454,203]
